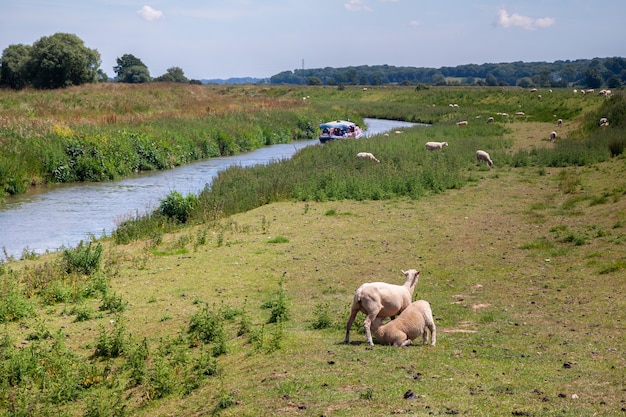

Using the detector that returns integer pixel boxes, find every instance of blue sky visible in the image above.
[1,1,625,80]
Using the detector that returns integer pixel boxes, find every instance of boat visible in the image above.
[318,120,364,143]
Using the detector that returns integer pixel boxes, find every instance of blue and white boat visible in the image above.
[318,120,364,143]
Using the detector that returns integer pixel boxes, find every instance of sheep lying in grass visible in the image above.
[476,150,493,167]
[344,269,420,346]
[456,120,468,126]
[371,300,436,347]
[425,141,448,151]
[356,152,380,163]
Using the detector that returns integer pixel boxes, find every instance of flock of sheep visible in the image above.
[348,92,614,346]
[357,143,494,169]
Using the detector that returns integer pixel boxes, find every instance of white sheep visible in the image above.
[549,131,557,142]
[599,117,609,127]
[371,300,436,347]
[515,112,525,116]
[425,141,448,151]
[356,152,380,163]
[476,150,493,167]
[456,120,468,126]
[344,269,420,346]
[557,118,563,127]
[486,117,494,124]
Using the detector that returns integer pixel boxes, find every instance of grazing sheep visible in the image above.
[515,112,525,116]
[549,131,557,142]
[476,150,493,167]
[599,117,609,127]
[425,141,448,151]
[371,300,436,347]
[537,95,542,100]
[486,117,494,124]
[356,152,380,163]
[557,118,563,127]
[344,269,420,346]
[456,120,468,126]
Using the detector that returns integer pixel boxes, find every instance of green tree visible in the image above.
[485,73,498,86]
[306,76,322,85]
[114,54,151,83]
[154,66,189,83]
[26,33,100,89]
[584,68,603,89]
[607,76,622,89]
[0,43,32,89]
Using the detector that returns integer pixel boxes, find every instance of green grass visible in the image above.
[1,86,625,416]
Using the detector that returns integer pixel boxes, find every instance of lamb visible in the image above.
[356,152,380,163]
[476,150,493,167]
[456,120,468,126]
[371,300,436,347]
[425,141,448,151]
[344,269,420,346]
[549,131,557,142]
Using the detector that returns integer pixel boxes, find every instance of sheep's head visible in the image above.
[401,269,420,289]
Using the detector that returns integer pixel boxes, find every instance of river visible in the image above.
[0,118,416,260]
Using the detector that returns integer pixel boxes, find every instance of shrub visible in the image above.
[62,240,103,275]
[188,304,224,345]
[158,191,198,224]
[94,317,128,358]
[0,286,34,323]
[262,274,290,324]
[310,302,333,329]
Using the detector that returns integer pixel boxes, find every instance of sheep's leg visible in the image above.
[429,324,437,346]
[363,315,375,346]
[400,340,412,347]
[344,306,359,343]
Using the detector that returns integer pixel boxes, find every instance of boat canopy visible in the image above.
[319,120,357,131]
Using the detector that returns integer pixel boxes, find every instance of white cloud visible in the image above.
[345,0,372,12]
[409,20,420,27]
[497,8,554,30]
[137,5,164,21]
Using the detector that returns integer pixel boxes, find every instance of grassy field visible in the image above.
[1,86,625,416]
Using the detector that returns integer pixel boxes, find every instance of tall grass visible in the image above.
[0,83,344,198]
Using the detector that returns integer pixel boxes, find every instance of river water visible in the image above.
[0,118,415,260]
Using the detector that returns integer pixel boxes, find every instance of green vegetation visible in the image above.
[0,85,624,416]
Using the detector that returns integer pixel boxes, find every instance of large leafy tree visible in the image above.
[584,68,603,89]
[113,54,151,83]
[154,66,189,83]
[0,43,32,89]
[27,33,100,89]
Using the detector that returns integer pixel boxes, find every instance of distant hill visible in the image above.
[201,77,269,85]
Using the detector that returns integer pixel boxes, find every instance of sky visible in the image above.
[1,1,625,81]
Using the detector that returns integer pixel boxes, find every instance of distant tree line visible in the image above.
[2,32,624,90]
[270,58,626,89]
[0,33,202,90]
